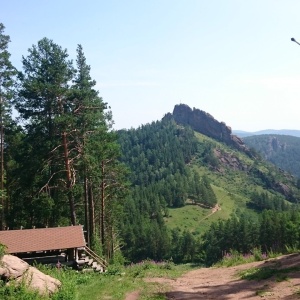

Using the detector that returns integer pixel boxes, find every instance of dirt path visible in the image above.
[198,203,221,223]
[146,254,300,299]
[125,291,140,300]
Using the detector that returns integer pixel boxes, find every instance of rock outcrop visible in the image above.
[265,136,287,159]
[214,148,248,172]
[171,104,251,154]
[0,254,61,296]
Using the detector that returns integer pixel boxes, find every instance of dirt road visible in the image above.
[146,254,300,299]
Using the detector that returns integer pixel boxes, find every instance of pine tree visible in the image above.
[16,38,76,225]
[0,23,16,229]
[72,45,128,258]
[71,44,107,240]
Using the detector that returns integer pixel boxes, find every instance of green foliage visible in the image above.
[248,191,290,211]
[0,243,7,258]
[118,120,196,178]
[0,23,18,230]
[0,23,17,98]
[110,250,126,266]
[90,233,103,257]
[118,120,220,263]
[0,32,127,261]
[75,261,192,300]
[0,264,79,299]
[0,280,41,300]
[239,267,275,281]
[125,259,190,279]
[239,266,300,281]
[169,228,202,263]
[214,248,268,267]
[202,209,300,266]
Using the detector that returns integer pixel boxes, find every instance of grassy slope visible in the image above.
[165,185,247,234]
[165,185,250,235]
[164,131,293,235]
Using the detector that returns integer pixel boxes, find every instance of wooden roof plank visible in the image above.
[0,225,86,253]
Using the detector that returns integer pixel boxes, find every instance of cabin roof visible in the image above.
[0,225,86,254]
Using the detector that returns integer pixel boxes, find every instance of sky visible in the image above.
[2,0,300,131]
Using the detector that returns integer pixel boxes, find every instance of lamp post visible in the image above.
[291,38,300,46]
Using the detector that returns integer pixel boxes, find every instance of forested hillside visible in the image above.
[117,119,217,262]
[117,106,300,264]
[243,134,300,179]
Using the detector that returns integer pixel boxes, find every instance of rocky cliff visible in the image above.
[171,104,250,154]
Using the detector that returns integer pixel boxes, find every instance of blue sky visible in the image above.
[2,0,300,131]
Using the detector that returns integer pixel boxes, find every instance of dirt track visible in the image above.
[145,254,300,299]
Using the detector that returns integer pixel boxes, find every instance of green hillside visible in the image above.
[117,111,300,264]
[163,131,296,234]
[165,185,248,234]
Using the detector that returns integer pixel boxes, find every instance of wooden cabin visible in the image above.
[0,225,86,266]
[0,225,107,271]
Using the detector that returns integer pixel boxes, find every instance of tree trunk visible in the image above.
[84,175,90,247]
[62,131,76,225]
[101,160,105,248]
[88,183,95,240]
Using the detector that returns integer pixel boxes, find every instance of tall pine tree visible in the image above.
[16,38,77,225]
[0,23,16,229]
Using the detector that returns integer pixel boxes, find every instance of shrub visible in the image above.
[0,243,7,259]
[215,248,268,267]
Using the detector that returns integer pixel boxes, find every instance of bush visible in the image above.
[0,243,7,259]
[215,248,268,267]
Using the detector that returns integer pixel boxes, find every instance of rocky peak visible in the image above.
[171,104,250,154]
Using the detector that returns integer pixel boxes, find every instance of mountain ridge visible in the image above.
[164,104,251,155]
[233,129,300,138]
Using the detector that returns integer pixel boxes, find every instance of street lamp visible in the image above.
[291,37,300,46]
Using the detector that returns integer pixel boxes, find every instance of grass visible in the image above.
[255,288,273,297]
[0,265,78,300]
[164,184,250,236]
[239,266,300,281]
[214,249,267,268]
[165,203,210,232]
[76,261,193,300]
[0,261,194,300]
[165,130,290,239]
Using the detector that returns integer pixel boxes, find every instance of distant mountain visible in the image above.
[233,129,300,138]
[243,134,300,178]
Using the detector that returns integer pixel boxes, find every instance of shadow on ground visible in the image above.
[154,254,300,299]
